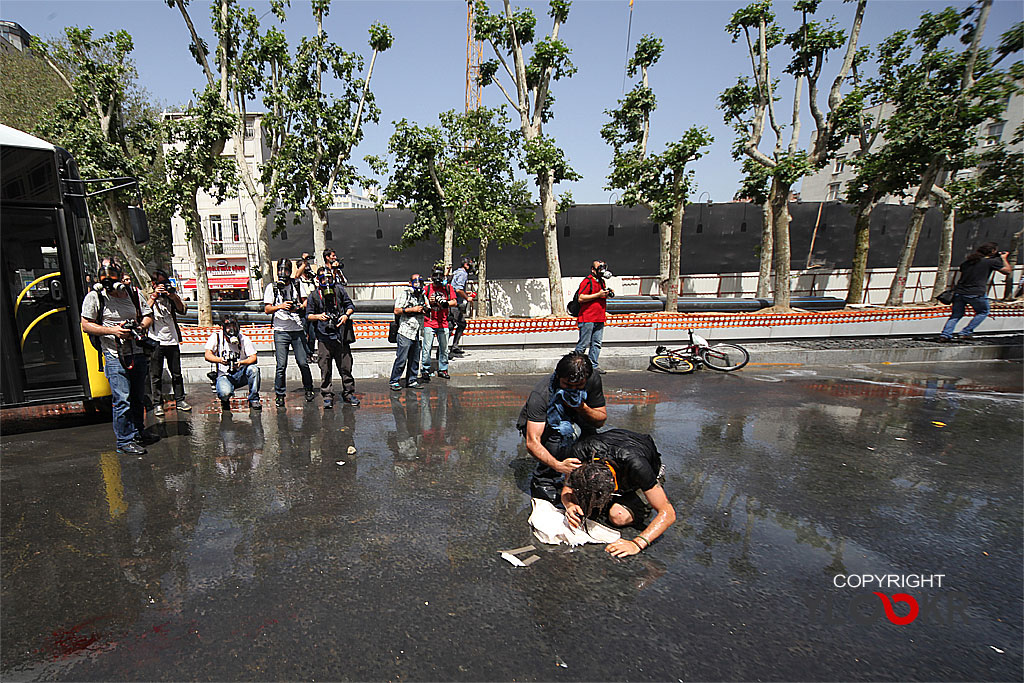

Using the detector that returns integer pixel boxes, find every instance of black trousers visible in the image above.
[451,300,468,347]
[149,344,185,402]
[317,336,355,398]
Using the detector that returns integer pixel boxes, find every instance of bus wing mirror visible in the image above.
[128,206,149,244]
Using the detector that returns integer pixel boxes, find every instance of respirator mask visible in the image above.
[410,276,425,294]
[594,262,613,280]
[221,317,241,346]
[94,260,127,293]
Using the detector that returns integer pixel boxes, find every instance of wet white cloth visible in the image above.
[529,498,621,546]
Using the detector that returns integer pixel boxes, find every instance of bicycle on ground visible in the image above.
[650,330,750,373]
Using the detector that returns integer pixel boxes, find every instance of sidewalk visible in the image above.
[176,332,1023,383]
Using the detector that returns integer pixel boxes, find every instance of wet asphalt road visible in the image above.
[2,361,1022,681]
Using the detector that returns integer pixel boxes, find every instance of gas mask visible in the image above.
[221,317,241,345]
[94,261,127,293]
[431,267,446,286]
[594,262,613,280]
[276,260,292,286]
[410,276,425,294]
[462,260,474,274]
[316,271,333,290]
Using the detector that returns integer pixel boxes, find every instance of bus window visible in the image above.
[2,207,79,389]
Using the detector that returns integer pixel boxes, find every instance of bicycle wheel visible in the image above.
[700,343,750,371]
[650,354,697,374]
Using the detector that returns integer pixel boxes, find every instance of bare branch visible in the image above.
[173,0,216,87]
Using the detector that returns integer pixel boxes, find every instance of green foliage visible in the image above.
[850,7,1022,207]
[523,134,581,184]
[735,158,771,204]
[604,35,712,225]
[0,48,71,133]
[261,4,391,231]
[33,27,172,268]
[628,34,663,76]
[375,107,534,250]
[162,86,238,237]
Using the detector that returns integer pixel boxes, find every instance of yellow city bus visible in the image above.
[0,125,147,409]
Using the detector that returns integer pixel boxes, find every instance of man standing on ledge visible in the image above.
[574,260,612,374]
[517,352,607,503]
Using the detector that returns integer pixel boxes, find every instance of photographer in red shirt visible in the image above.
[574,260,613,374]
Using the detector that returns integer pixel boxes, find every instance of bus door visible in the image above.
[1,158,83,405]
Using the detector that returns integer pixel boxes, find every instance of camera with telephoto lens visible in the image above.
[120,319,160,351]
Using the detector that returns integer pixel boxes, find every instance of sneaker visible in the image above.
[596,367,607,375]
[418,373,431,383]
[152,404,165,418]
[275,395,285,407]
[407,380,422,389]
[342,395,360,406]
[323,395,334,409]
[221,398,232,411]
[437,370,451,380]
[305,389,316,402]
[937,336,953,343]
[249,400,262,411]
[135,430,161,446]
[175,399,192,412]
[449,347,465,357]
[117,442,147,455]
[390,382,402,392]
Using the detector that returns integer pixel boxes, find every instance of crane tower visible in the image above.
[466,0,483,112]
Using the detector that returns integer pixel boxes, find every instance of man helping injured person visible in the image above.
[560,429,676,558]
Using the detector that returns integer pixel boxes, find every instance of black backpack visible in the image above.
[567,278,592,317]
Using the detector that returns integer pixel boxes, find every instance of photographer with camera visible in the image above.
[306,268,359,408]
[448,256,473,357]
[81,257,161,455]
[263,258,315,407]
[145,269,190,416]
[390,273,428,390]
[574,260,614,375]
[204,315,261,411]
[296,253,317,354]
[323,249,348,285]
[420,265,458,381]
[938,242,1013,341]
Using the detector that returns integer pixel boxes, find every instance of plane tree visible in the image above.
[369,106,533,316]
[475,0,580,316]
[602,34,713,313]
[720,0,866,312]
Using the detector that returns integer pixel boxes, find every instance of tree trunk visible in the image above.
[764,179,792,312]
[255,204,273,289]
[756,199,773,299]
[476,236,489,317]
[312,206,328,266]
[538,169,565,316]
[443,208,455,275]
[931,203,955,301]
[1004,226,1023,300]
[186,194,213,326]
[665,190,684,313]
[846,195,876,305]
[886,160,942,306]
[104,196,152,292]
[658,222,671,294]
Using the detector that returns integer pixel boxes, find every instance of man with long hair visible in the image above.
[562,429,676,558]
[939,242,1012,341]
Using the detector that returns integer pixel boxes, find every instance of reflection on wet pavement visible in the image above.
[2,362,1021,681]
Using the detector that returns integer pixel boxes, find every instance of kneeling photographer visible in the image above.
[81,257,161,455]
[204,315,261,411]
[306,268,358,408]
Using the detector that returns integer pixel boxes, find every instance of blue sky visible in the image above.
[5,0,1022,204]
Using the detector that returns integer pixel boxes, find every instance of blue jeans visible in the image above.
[941,293,991,337]
[216,365,261,403]
[575,321,605,369]
[421,325,449,373]
[390,333,421,384]
[103,351,149,447]
[273,330,313,396]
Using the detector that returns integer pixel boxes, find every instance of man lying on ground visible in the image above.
[561,428,676,558]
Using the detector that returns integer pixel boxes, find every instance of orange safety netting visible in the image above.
[179,303,1023,344]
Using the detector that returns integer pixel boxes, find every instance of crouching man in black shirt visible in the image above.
[561,428,677,558]
[517,352,607,503]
